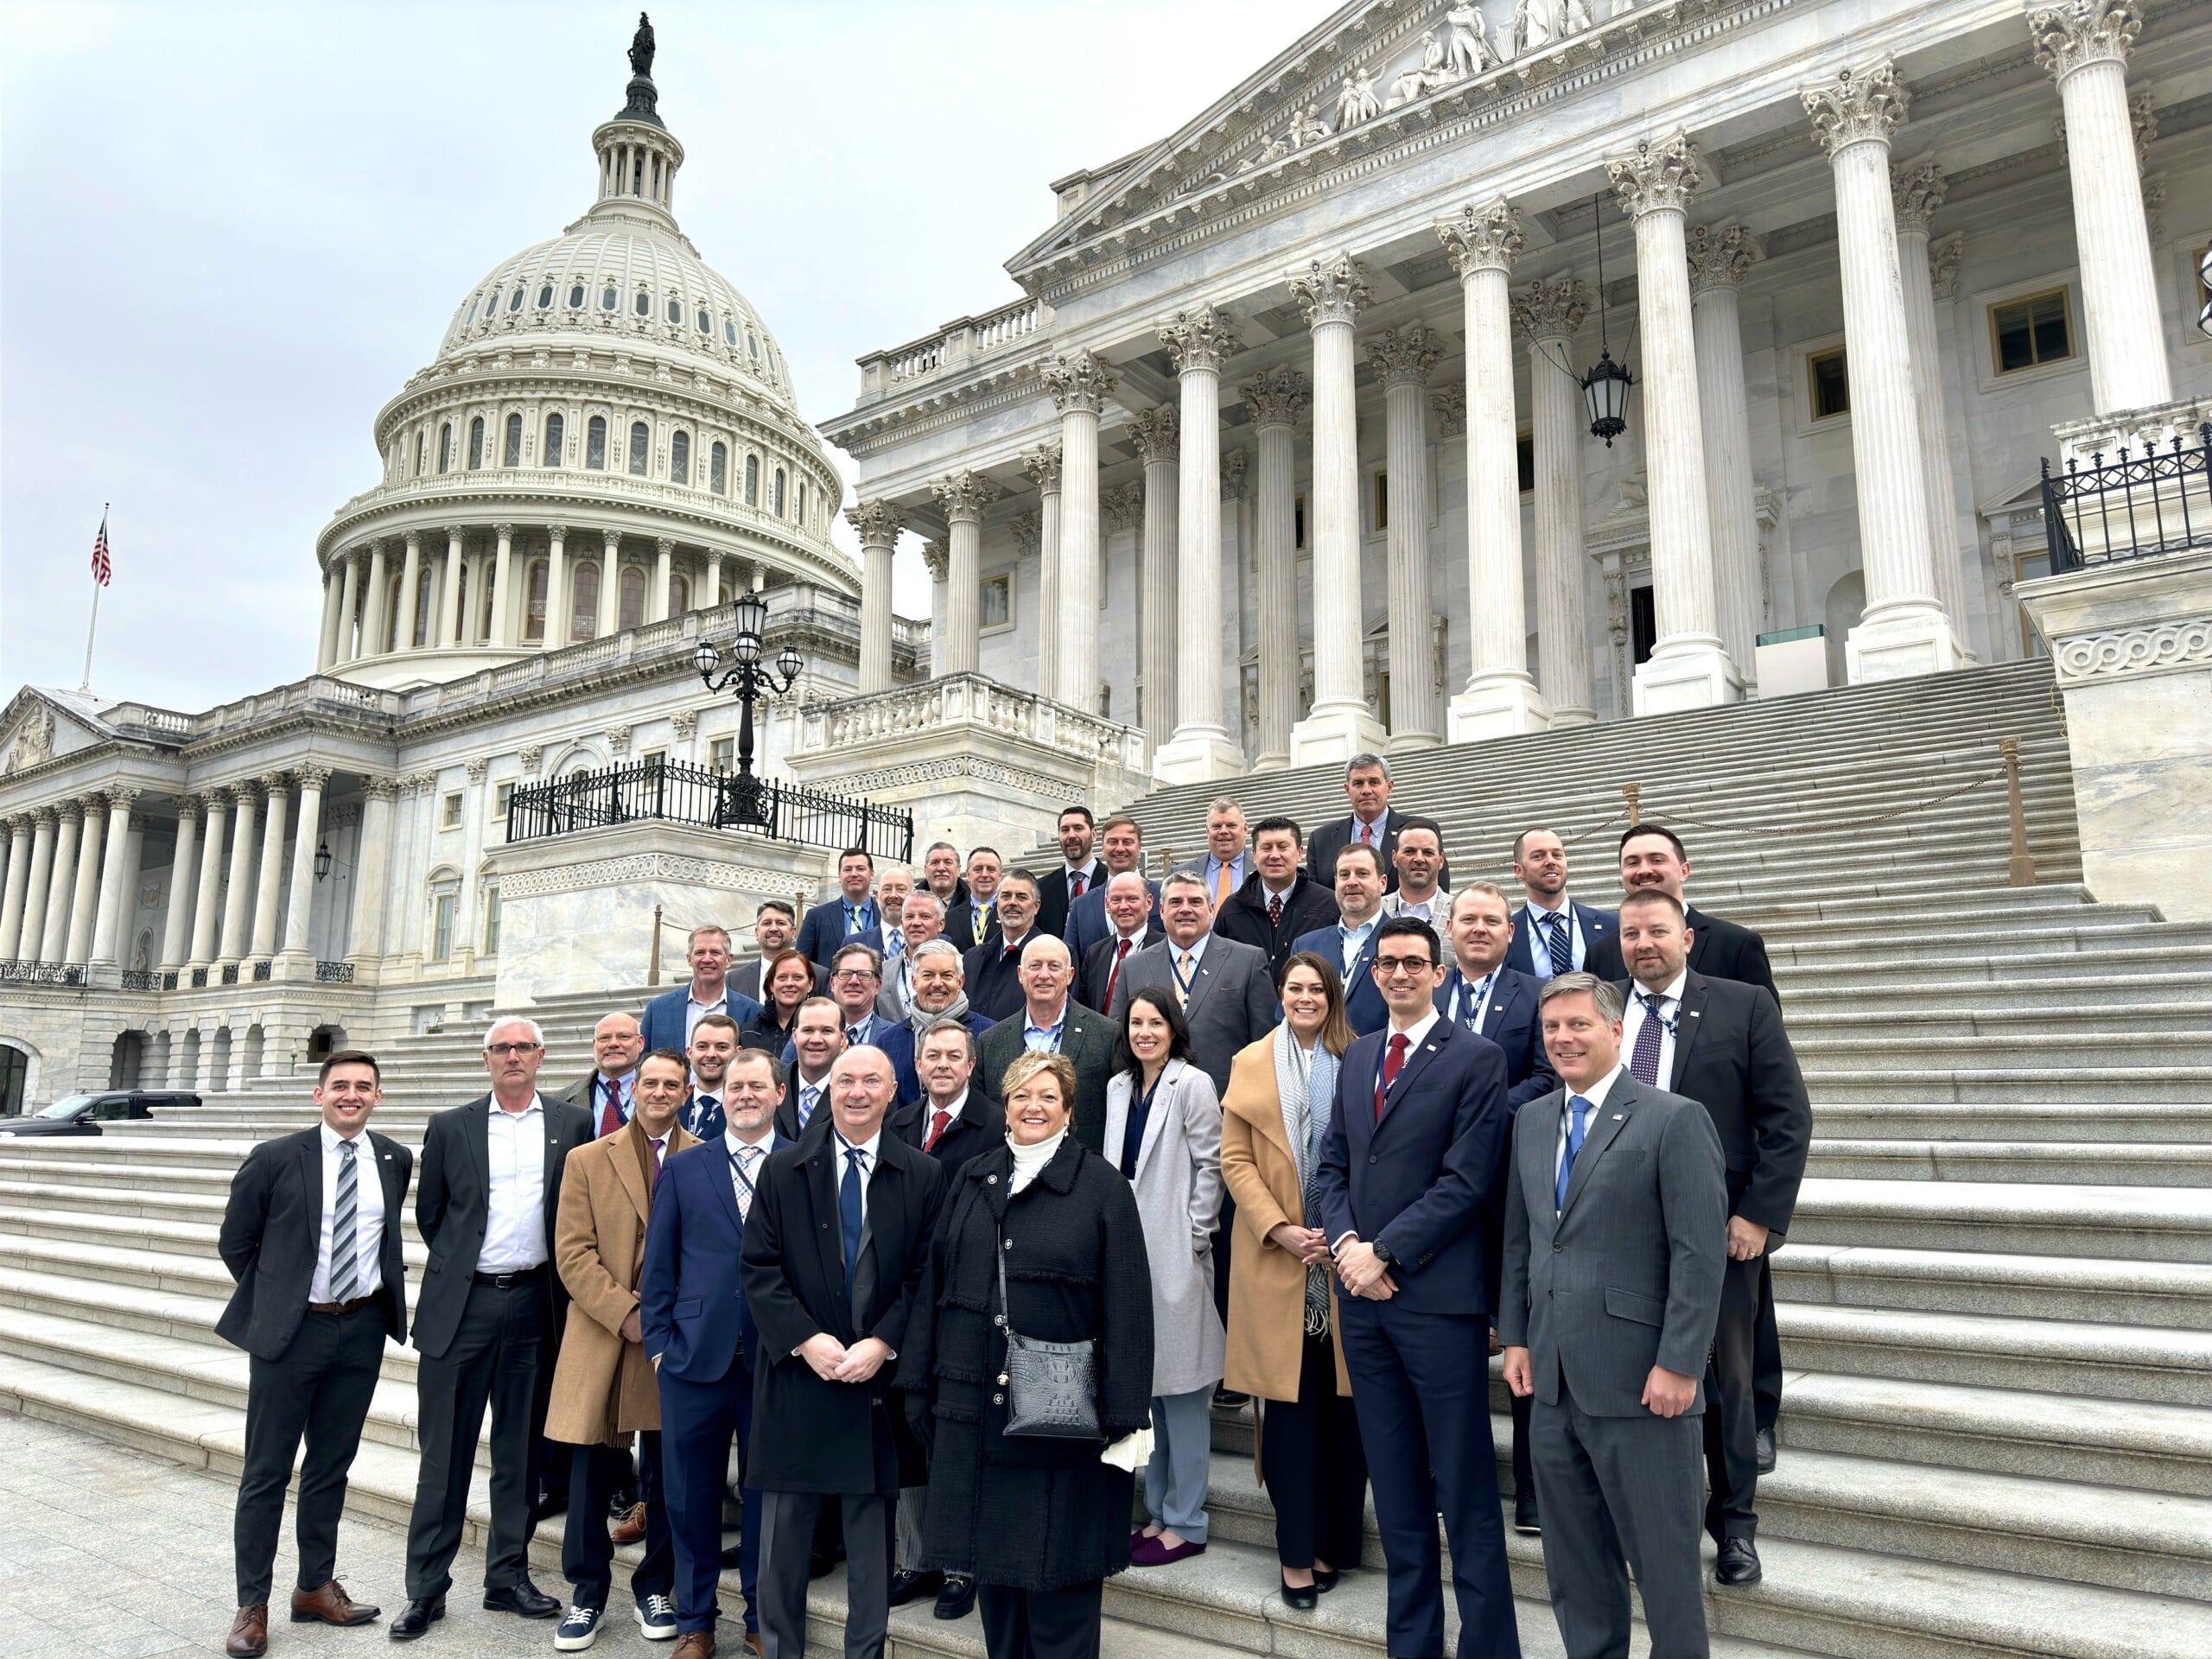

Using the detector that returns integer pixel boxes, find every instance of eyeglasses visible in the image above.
[1372,956,1435,976]
[486,1042,542,1057]
[832,969,880,982]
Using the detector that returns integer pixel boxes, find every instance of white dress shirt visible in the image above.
[1523,895,1586,973]
[922,1089,969,1152]
[684,987,731,1046]
[1622,970,1688,1091]
[725,1126,772,1219]
[831,1127,883,1229]
[794,1069,832,1130]
[478,1094,549,1272]
[1385,886,1450,923]
[1446,964,1502,1031]
[309,1123,385,1303]
[1555,1063,1628,1194]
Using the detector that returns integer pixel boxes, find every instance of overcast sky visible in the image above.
[1,0,1343,713]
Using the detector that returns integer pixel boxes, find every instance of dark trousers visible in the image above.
[404,1273,547,1599]
[233,1305,386,1606]
[1213,1194,1236,1332]
[1702,1252,1763,1541]
[977,1578,1103,1659]
[759,1490,887,1659]
[1510,1389,1535,1502]
[1752,1254,1782,1433]
[563,1433,672,1611]
[1338,1299,1520,1659]
[660,1348,761,1634]
[1258,1327,1368,1572]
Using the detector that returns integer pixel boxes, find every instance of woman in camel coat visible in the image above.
[1219,950,1368,1608]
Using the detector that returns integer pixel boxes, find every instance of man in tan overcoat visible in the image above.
[548,1046,698,1646]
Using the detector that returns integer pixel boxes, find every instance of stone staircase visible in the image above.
[4,658,2211,1656]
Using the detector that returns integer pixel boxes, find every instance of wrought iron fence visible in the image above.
[316,961,357,983]
[0,962,85,986]
[2042,423,2212,574]
[507,756,913,864]
[251,961,272,982]
[119,969,159,991]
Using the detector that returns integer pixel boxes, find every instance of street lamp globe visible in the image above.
[692,639,721,677]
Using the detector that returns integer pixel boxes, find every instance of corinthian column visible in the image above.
[1511,277,1599,725]
[2029,0,2168,414]
[921,542,950,677]
[1608,134,1740,713]
[1366,325,1443,750]
[89,788,139,967]
[280,766,330,965]
[39,803,82,963]
[1128,404,1182,753]
[849,500,902,694]
[160,798,200,971]
[1288,256,1387,764]
[1802,62,1961,681]
[396,531,423,652]
[188,791,228,972]
[0,817,34,961]
[1891,161,1974,652]
[63,797,105,965]
[14,811,56,965]
[1020,446,1064,700]
[361,542,391,657]
[316,565,343,671]
[250,774,291,960]
[653,538,675,623]
[1243,368,1307,772]
[598,531,622,639]
[439,527,465,646]
[1157,302,1244,779]
[544,524,569,647]
[931,472,1002,677]
[492,523,518,645]
[349,779,397,966]
[1686,224,1767,690]
[334,553,359,664]
[217,784,260,967]
[1040,350,1116,708]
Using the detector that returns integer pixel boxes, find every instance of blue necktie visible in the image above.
[1555,1095,1592,1211]
[840,1146,867,1299]
[1544,912,1572,976]
[798,1085,820,1128]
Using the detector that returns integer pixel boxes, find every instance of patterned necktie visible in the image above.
[840,1147,868,1298]
[925,1108,954,1152]
[1173,949,1196,1009]
[330,1138,359,1301]
[847,1023,866,1048]
[1630,993,1669,1085]
[1544,912,1572,976]
[691,1096,718,1135]
[729,1143,760,1219]
[1268,893,1284,929]
[1375,1033,1409,1122]
[597,1077,624,1139]
[1106,938,1133,1013]
[798,1084,820,1128]
[1071,868,1087,900]
[1555,1095,1592,1210]
[1358,820,1373,846]
[887,926,905,957]
[845,902,864,937]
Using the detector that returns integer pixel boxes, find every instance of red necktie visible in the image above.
[925,1109,953,1152]
[597,1079,623,1139]
[1375,1033,1409,1122]
[1359,821,1373,846]
[1106,938,1132,1012]
[1071,869,1087,899]
[1268,893,1284,929]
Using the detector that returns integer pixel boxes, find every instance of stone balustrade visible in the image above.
[856,297,1052,402]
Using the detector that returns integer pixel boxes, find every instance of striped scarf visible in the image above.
[1273,1027,1340,1337]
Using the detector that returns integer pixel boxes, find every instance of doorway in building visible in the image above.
[108,1031,147,1090]
[1630,586,1657,664]
[0,1044,29,1116]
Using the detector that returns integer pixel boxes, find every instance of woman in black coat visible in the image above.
[741,948,814,1052]
[896,1050,1154,1659]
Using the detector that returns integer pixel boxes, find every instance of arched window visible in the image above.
[503,412,523,467]
[601,283,619,311]
[628,421,649,476]
[569,282,585,308]
[437,422,452,474]
[467,416,485,469]
[798,479,808,522]
[696,307,710,334]
[537,283,553,308]
[524,558,549,642]
[724,318,737,346]
[665,296,683,325]
[745,454,760,505]
[414,431,426,476]
[570,563,600,640]
[508,286,524,313]
[634,289,651,317]
[671,429,690,486]
[543,411,564,467]
[619,565,646,630]
[772,467,787,517]
[585,415,607,470]
[413,568,435,646]
[747,327,760,360]
[670,572,691,615]
[709,441,728,495]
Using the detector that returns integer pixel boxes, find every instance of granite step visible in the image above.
[1801,1141,2212,1186]
[1770,1243,2212,1329]
[1777,1305,2212,1406]
[1796,1068,2212,1105]
[1800,1103,2212,1145]
[1785,1179,2212,1262]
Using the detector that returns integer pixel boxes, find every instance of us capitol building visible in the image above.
[1,0,2207,1106]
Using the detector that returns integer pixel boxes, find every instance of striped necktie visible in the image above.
[330,1139,359,1301]
[1173,949,1196,1009]
[1543,911,1572,976]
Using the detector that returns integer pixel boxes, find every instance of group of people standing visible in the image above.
[216,751,1810,1659]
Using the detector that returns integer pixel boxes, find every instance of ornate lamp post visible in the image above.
[694,589,804,826]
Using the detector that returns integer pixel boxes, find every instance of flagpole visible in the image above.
[80,503,108,693]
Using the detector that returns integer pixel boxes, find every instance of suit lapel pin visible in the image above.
[1611,1114,1624,1121]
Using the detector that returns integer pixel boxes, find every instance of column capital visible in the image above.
[1103,482,1146,534]
[671,711,699,741]
[921,539,950,582]
[518,745,545,777]
[2029,0,2143,82]
[1221,448,1249,500]
[1159,302,1239,375]
[602,528,622,552]
[845,499,904,549]
[174,794,203,822]
[1130,404,1181,466]
[1020,442,1064,493]
[30,804,58,827]
[102,785,141,814]
[547,521,569,543]
[493,521,515,541]
[55,798,85,826]
[930,470,1004,526]
[404,529,423,551]
[1365,323,1442,389]
[655,536,676,556]
[363,776,399,802]
[1607,131,1704,219]
[1929,231,1966,300]
[260,772,293,800]
[1288,254,1370,328]
[1039,349,1117,415]
[1430,385,1467,439]
[296,764,334,791]
[1510,275,1597,342]
[1436,199,1524,278]
[1241,365,1311,429]
[1009,508,1043,556]
[1889,160,1948,232]
[466,756,492,783]
[1802,60,1910,156]
[1685,225,1765,295]
[443,524,467,543]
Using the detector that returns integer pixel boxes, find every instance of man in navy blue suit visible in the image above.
[1290,841,1389,1036]
[640,925,764,1055]
[1317,916,1520,1659]
[641,1045,791,1651]
[794,848,886,973]
[1508,828,1617,981]
[1064,813,1157,964]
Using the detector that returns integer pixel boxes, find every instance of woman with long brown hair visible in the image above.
[741,948,814,1052]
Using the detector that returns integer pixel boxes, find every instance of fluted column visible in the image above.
[160,798,200,971]
[396,531,423,652]
[1128,405,1181,754]
[349,779,397,965]
[1609,135,1739,713]
[62,797,105,964]
[921,542,950,677]
[316,565,344,671]
[1512,279,1599,724]
[37,803,81,963]
[1155,305,1243,779]
[1020,447,1064,700]
[281,766,329,963]
[1288,256,1388,763]
[248,775,290,961]
[332,553,359,664]
[544,524,569,647]
[361,541,391,657]
[2030,0,2168,414]
[653,537,675,622]
[598,531,622,639]
[849,501,901,693]
[929,473,1001,677]
[1802,63,1961,682]
[1242,370,1307,772]
[704,550,723,609]
[438,528,465,646]
[188,791,228,972]
[492,523,518,645]
[217,784,260,967]
[1891,162,1974,654]
[1368,325,1443,750]
[89,789,138,967]
[0,817,34,961]
[1041,351,1115,708]
[1686,225,1767,690]
[15,811,57,964]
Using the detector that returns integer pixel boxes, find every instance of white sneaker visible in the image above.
[553,1605,602,1650]
[635,1593,679,1640]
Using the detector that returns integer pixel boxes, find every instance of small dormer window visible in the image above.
[537,283,554,308]
[569,283,585,308]
[508,287,524,312]
[635,289,651,317]
[602,284,619,311]
[723,319,737,346]
[486,289,500,317]
[747,328,760,359]
[696,308,710,334]
[666,296,683,325]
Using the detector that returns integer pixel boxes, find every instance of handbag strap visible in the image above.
[993,1216,1014,1338]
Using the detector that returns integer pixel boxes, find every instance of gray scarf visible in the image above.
[1273,1027,1340,1337]
[908,990,971,1036]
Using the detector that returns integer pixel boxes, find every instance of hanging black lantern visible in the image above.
[1580,191,1636,447]
[314,838,333,881]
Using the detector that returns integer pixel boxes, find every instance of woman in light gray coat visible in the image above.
[1103,987,1225,1567]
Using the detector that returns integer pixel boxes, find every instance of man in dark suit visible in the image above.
[1508,827,1618,979]
[219,1051,412,1658]
[563,1012,643,1137]
[730,899,798,1004]
[961,868,1046,1022]
[1080,869,1165,1014]
[1217,814,1339,983]
[1315,915,1519,1659]
[974,934,1116,1149]
[1304,752,1451,894]
[678,1013,744,1140]
[944,847,1001,951]
[773,999,847,1142]
[1033,804,1108,942]
[920,839,969,917]
[877,890,947,1023]
[643,1046,791,1654]
[1500,974,1727,1659]
[1065,812,1156,964]
[1292,840,1389,1036]
[1613,888,1810,1587]
[740,1046,945,1659]
[794,847,887,973]
[1584,823,1777,1001]
[641,925,765,1054]
[1108,871,1278,1095]
[391,1019,594,1639]
[1172,797,1251,911]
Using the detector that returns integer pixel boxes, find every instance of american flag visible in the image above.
[90,512,111,588]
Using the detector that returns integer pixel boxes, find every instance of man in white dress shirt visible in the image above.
[1379,819,1451,924]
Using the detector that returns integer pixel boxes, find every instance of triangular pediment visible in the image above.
[0,690,93,777]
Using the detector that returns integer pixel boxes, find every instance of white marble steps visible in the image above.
[1802,1142,2212,1186]
[1804,1103,2212,1144]
[1796,1067,2212,1106]
[1777,1305,2212,1407]
[1786,1179,2212,1262]
[1770,1243,2212,1329]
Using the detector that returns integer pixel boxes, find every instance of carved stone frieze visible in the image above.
[503,850,804,900]
[2050,618,2212,685]
[1608,132,1703,219]
[1437,198,1524,278]
[1802,60,1910,156]
[1685,225,1764,295]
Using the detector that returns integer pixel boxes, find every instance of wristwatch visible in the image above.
[1370,1241,1396,1268]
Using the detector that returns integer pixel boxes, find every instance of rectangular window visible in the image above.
[709,737,734,772]
[431,894,455,963]
[1991,287,2074,374]
[481,889,501,957]
[1516,433,1535,494]
[980,573,1012,631]
[1294,493,1306,551]
[1373,472,1388,531]
[442,791,463,830]
[643,748,667,770]
[493,782,513,838]
[2196,245,2211,318]
[1808,347,1850,421]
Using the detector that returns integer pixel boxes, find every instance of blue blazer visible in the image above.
[1434,966,1558,1110]
[1289,923,1388,1036]
[640,984,764,1056]
[775,1012,925,1103]
[1315,1019,1511,1319]
[1508,899,1618,980]
[795,897,883,972]
[1065,878,1161,963]
[639,1133,789,1382]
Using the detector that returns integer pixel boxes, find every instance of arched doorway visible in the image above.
[0,1042,31,1116]
[307,1024,347,1065]
[108,1031,147,1090]
[1823,570,1866,688]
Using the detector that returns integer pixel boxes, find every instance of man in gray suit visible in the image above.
[1499,973,1727,1659]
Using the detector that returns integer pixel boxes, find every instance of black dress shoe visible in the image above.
[1755,1427,1777,1474]
[808,1543,842,1581]
[1279,1577,1318,1610]
[887,1568,944,1608]
[720,1544,747,1570]
[387,1596,445,1642]
[1309,1567,1339,1593]
[484,1578,562,1618]
[1212,1387,1249,1408]
[1514,1490,1541,1535]
[933,1573,976,1620]
[1715,1538,1763,1586]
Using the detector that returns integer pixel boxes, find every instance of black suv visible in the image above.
[0,1090,202,1137]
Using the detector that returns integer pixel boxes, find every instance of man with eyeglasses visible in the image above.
[392,1019,594,1641]
[1315,917,1520,1659]
[564,1014,644,1139]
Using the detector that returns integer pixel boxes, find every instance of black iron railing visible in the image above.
[119,969,159,990]
[316,960,357,983]
[0,962,85,986]
[2042,423,2212,574]
[507,757,913,864]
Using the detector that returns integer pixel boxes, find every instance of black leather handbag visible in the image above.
[995,1222,1103,1441]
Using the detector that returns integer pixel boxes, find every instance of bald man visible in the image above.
[564,1014,644,1139]
[972,935,1118,1151]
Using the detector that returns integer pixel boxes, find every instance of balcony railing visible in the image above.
[0,962,85,986]
[2042,423,2212,575]
[316,961,357,983]
[508,756,913,864]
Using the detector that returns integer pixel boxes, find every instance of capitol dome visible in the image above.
[310,22,852,690]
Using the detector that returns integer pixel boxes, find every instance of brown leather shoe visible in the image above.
[745,1634,762,1656]
[225,1605,268,1657]
[672,1632,716,1659]
[610,1501,648,1546]
[289,1580,380,1626]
